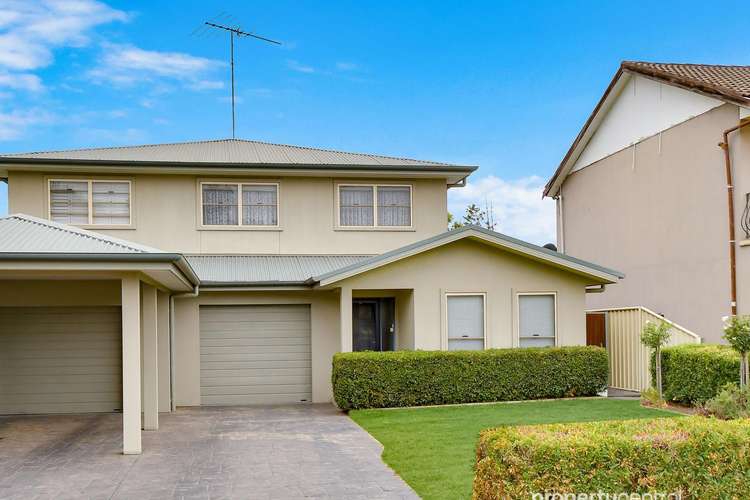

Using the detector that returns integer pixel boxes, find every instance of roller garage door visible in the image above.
[0,306,122,414]
[199,305,312,405]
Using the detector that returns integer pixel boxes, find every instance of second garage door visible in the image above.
[199,304,312,405]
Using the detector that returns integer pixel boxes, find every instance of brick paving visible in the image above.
[0,404,417,499]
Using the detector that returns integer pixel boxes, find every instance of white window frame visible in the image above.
[199,181,280,229]
[47,178,133,227]
[336,183,413,230]
[443,292,487,351]
[516,291,558,348]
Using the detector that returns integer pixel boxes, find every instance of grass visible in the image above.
[349,398,679,500]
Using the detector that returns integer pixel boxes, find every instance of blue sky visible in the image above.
[0,0,747,243]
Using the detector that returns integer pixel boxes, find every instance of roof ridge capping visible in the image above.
[313,224,624,286]
[0,213,166,253]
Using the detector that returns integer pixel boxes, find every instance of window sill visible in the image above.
[740,239,750,247]
[197,226,283,232]
[334,226,415,232]
[70,224,136,230]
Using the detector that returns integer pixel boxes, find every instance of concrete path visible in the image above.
[0,405,417,500]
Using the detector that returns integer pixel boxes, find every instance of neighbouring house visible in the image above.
[545,62,750,344]
[0,139,622,454]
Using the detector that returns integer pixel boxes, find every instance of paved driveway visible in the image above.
[0,405,417,500]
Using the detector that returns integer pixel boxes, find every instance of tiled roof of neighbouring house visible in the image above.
[622,61,750,103]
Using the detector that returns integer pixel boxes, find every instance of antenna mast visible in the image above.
[203,20,281,139]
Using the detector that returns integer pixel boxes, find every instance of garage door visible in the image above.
[200,305,312,405]
[0,306,122,414]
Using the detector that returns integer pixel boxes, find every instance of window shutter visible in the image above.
[519,295,556,347]
[50,181,89,224]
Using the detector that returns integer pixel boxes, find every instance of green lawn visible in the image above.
[350,398,679,500]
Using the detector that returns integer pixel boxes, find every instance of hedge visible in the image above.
[656,344,740,404]
[331,346,608,410]
[474,416,750,499]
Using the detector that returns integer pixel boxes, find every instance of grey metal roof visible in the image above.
[186,254,373,286]
[314,225,625,286]
[0,214,165,253]
[0,138,472,169]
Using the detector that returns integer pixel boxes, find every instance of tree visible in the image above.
[722,315,750,389]
[641,320,672,399]
[448,202,497,231]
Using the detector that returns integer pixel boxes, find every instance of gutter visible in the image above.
[0,252,200,286]
[718,119,750,316]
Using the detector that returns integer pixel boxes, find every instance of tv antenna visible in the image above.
[201,17,281,138]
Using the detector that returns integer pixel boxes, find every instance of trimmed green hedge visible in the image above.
[656,344,740,404]
[331,346,608,410]
[474,416,750,498]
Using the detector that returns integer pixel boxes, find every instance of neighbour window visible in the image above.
[49,179,131,226]
[201,182,278,227]
[338,184,412,227]
[518,293,556,347]
[446,294,485,351]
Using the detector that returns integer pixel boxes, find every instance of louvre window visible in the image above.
[49,180,130,225]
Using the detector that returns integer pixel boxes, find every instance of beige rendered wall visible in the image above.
[336,239,591,350]
[732,124,750,323]
[560,104,738,343]
[172,289,340,406]
[7,172,448,255]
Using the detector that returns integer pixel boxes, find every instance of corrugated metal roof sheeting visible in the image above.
[186,254,372,285]
[2,139,461,167]
[0,214,163,253]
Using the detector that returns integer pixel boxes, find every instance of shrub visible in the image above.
[474,416,750,499]
[657,344,739,404]
[640,387,667,409]
[703,383,750,420]
[331,346,608,410]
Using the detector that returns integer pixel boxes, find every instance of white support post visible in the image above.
[340,287,353,352]
[141,283,159,431]
[121,277,142,455]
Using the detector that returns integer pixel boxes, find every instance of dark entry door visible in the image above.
[353,298,395,351]
[586,312,606,347]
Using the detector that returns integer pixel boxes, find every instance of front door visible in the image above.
[352,298,395,351]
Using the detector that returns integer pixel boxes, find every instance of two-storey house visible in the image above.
[545,62,750,344]
[0,138,620,454]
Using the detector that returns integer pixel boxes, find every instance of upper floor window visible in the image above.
[49,179,131,226]
[201,182,278,227]
[338,184,412,228]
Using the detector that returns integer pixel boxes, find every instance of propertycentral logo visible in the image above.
[532,493,682,500]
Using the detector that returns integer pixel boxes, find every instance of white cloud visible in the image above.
[448,175,557,245]
[0,107,56,140]
[0,72,43,91]
[286,59,315,74]
[0,0,128,71]
[88,43,223,89]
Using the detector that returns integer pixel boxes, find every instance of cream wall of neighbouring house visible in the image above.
[561,103,739,343]
[333,238,591,351]
[7,172,449,255]
[172,290,340,406]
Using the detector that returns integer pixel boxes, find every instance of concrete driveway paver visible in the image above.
[0,404,417,500]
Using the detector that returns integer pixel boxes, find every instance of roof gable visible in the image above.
[314,225,623,286]
[545,61,750,198]
[0,214,165,254]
